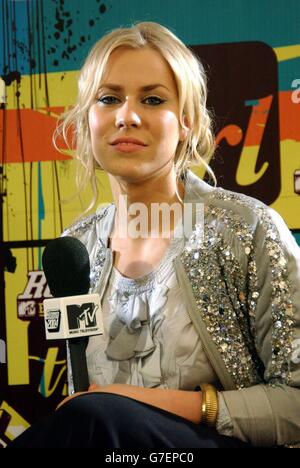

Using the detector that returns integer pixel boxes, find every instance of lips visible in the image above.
[111,137,147,146]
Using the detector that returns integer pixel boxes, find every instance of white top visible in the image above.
[86,219,218,389]
[86,223,233,435]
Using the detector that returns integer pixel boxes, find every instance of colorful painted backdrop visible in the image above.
[0,0,299,445]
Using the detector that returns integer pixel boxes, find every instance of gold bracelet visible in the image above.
[200,383,219,427]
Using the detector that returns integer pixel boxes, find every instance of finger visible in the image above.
[88,383,99,391]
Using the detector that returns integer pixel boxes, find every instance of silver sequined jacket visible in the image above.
[63,170,300,447]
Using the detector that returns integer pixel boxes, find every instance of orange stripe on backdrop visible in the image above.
[0,107,71,164]
[0,92,299,164]
[215,92,300,147]
[279,91,300,142]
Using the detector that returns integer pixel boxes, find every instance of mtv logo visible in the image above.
[67,303,98,331]
[44,294,103,340]
[18,301,36,318]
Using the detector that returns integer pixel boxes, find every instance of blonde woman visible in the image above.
[9,22,300,449]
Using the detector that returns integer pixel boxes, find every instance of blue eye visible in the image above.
[98,96,119,105]
[143,96,165,105]
[98,95,166,106]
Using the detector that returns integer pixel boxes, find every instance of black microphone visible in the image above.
[42,237,103,392]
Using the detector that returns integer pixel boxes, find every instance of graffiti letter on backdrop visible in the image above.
[38,347,67,398]
[236,95,273,186]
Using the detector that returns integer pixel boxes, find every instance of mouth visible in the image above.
[111,142,147,153]
[111,137,147,144]
[111,137,147,153]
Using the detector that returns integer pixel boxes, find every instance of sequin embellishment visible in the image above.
[181,187,294,388]
[181,204,262,388]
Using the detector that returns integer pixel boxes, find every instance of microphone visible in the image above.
[42,237,104,392]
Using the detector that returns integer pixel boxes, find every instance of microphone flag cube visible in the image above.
[43,294,104,340]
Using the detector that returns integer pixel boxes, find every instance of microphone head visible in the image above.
[42,237,90,297]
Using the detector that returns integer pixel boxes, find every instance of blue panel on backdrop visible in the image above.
[294,233,300,247]
[0,0,299,91]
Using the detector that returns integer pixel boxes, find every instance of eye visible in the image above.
[97,95,119,105]
[143,96,166,105]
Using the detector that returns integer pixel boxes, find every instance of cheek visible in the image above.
[88,107,105,165]
[88,105,103,137]
[158,111,180,139]
[156,112,180,153]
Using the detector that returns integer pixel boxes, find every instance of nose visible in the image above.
[115,100,142,128]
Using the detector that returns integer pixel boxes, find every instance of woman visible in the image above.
[9,21,300,448]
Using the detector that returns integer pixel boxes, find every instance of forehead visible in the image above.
[101,47,177,91]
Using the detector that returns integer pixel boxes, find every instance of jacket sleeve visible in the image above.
[221,207,300,447]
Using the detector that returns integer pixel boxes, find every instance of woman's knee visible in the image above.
[60,392,143,430]
[58,393,149,447]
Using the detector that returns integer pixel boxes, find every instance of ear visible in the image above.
[179,115,190,141]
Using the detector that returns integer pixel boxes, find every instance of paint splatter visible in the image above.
[1,70,21,86]
[45,0,109,67]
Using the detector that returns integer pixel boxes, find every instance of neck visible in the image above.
[109,167,184,239]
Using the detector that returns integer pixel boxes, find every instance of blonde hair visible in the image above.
[54,21,216,211]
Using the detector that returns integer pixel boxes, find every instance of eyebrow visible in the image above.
[98,83,170,92]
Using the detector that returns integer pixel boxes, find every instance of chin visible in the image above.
[109,164,154,182]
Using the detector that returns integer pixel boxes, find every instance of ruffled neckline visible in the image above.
[103,221,185,374]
